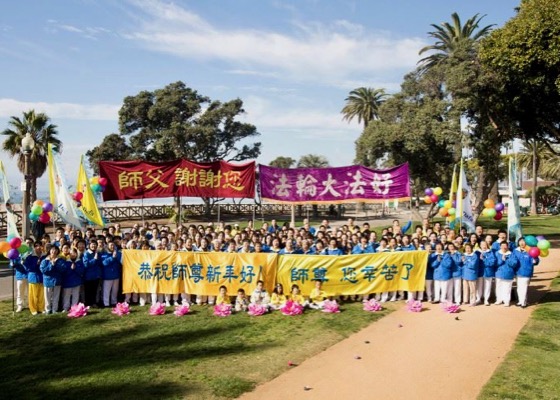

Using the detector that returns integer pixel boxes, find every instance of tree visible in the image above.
[297,154,330,168]
[269,156,295,169]
[516,140,548,214]
[2,110,62,202]
[86,134,133,174]
[341,87,386,129]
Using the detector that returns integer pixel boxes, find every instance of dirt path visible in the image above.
[240,249,559,400]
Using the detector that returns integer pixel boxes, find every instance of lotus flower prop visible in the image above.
[442,302,461,313]
[280,300,303,316]
[112,302,130,316]
[213,303,232,317]
[67,303,89,318]
[363,299,383,312]
[406,300,423,313]
[174,304,190,317]
[322,300,340,313]
[149,302,166,316]
[248,303,268,316]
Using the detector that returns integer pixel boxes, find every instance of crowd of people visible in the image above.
[10,216,540,315]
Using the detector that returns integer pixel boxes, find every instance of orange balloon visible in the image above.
[0,242,11,253]
[33,199,44,207]
[483,199,495,209]
[439,208,449,217]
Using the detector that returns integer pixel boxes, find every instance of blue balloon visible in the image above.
[524,235,538,247]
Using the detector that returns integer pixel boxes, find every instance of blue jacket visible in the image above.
[351,244,374,254]
[495,250,517,280]
[432,252,452,281]
[448,252,463,278]
[24,254,45,284]
[11,258,28,280]
[101,251,122,280]
[491,240,515,252]
[400,244,416,252]
[480,250,497,278]
[40,257,67,287]
[461,253,479,281]
[62,259,85,288]
[513,248,539,278]
[322,248,344,256]
[82,250,102,281]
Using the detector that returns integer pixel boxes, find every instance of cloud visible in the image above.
[0,99,119,120]
[46,19,112,40]
[125,1,426,85]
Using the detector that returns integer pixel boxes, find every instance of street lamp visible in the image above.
[21,132,35,239]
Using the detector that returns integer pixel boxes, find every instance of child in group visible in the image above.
[447,243,463,305]
[25,242,45,315]
[235,288,249,312]
[11,256,28,313]
[479,240,497,306]
[431,243,451,303]
[513,237,539,308]
[216,285,231,305]
[289,284,308,307]
[461,243,479,306]
[270,283,288,310]
[250,280,270,308]
[61,249,84,312]
[309,279,328,309]
[495,241,517,307]
[40,245,67,314]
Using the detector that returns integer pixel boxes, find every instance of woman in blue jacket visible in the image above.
[431,243,451,303]
[447,243,463,305]
[461,244,479,306]
[40,246,67,314]
[82,241,102,307]
[513,238,539,308]
[24,242,46,315]
[101,241,122,307]
[62,248,85,311]
[479,240,497,306]
[495,241,517,307]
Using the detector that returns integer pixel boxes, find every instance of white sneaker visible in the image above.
[165,301,171,307]
[16,306,23,313]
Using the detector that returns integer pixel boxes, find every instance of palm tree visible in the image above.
[269,156,296,169]
[540,146,560,181]
[516,140,549,215]
[2,110,62,202]
[341,87,386,129]
[297,154,330,168]
[418,12,494,71]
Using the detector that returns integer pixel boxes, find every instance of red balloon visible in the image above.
[39,213,51,224]
[98,177,107,186]
[430,194,439,203]
[528,247,541,258]
[493,211,503,221]
[9,237,22,249]
[74,191,84,201]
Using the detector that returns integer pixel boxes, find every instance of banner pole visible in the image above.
[217,204,220,224]
[141,197,144,226]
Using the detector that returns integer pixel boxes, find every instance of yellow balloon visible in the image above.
[540,248,549,258]
[434,187,443,196]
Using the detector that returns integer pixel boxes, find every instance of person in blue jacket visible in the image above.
[11,256,28,312]
[101,241,122,307]
[351,237,374,254]
[447,243,463,305]
[495,241,517,307]
[82,241,102,307]
[323,238,344,255]
[461,243,480,306]
[62,248,85,311]
[479,240,497,306]
[40,245,67,314]
[513,238,539,308]
[432,243,452,303]
[24,242,46,315]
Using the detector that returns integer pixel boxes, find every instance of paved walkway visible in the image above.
[240,250,559,400]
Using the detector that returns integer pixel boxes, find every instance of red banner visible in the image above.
[98,160,255,200]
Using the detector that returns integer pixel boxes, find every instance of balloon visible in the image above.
[31,204,43,215]
[430,194,439,203]
[74,191,83,201]
[494,211,503,221]
[0,242,11,253]
[536,235,545,241]
[449,219,456,230]
[438,199,445,208]
[33,199,44,207]
[448,207,456,216]
[9,237,21,249]
[7,248,19,260]
[433,187,443,196]
[39,213,51,224]
[92,183,102,192]
[439,208,449,217]
[525,235,538,247]
[6,234,15,242]
[29,212,40,221]
[494,202,505,212]
[42,202,53,212]
[482,208,491,217]
[537,239,551,250]
[90,176,99,185]
[99,185,106,192]
[443,200,452,209]
[540,248,549,258]
[528,247,541,258]
[486,208,497,218]
[452,200,456,208]
[98,177,107,186]
[17,244,29,254]
[484,199,495,209]
[425,188,433,196]
[424,195,432,204]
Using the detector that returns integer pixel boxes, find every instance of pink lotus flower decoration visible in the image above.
[67,303,89,318]
[363,299,383,312]
[280,300,303,316]
[442,302,461,313]
[174,304,190,316]
[248,303,268,316]
[213,303,232,317]
[112,302,130,316]
[149,302,166,316]
[322,300,340,313]
[406,300,423,313]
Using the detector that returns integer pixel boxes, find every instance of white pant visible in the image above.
[17,279,28,308]
[139,293,147,306]
[425,280,434,301]
[407,291,424,301]
[102,279,119,306]
[483,278,494,303]
[44,286,61,313]
[196,295,216,305]
[516,277,531,306]
[124,293,139,303]
[151,293,163,304]
[495,278,513,305]
[434,280,449,302]
[63,286,80,311]
[180,293,190,305]
[475,277,484,303]
[452,277,462,304]
[381,292,396,302]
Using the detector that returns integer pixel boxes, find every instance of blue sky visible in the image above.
[0,0,520,191]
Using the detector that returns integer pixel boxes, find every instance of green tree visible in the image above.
[516,140,549,214]
[297,154,330,168]
[269,156,296,169]
[2,110,62,202]
[341,87,386,129]
[86,134,133,173]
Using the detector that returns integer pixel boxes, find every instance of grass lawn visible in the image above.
[0,300,393,399]
[478,275,560,400]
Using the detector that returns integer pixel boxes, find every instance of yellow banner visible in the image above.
[77,155,105,227]
[122,250,278,295]
[276,251,428,296]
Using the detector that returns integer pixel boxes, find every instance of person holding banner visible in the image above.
[432,243,451,303]
[513,238,539,308]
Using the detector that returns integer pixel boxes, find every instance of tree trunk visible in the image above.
[174,195,181,227]
[531,146,538,215]
[473,168,497,221]
[31,178,37,203]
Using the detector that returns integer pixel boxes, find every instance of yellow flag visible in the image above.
[77,155,105,227]
[47,144,56,206]
[449,164,458,202]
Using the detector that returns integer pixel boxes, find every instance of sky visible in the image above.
[0,0,520,193]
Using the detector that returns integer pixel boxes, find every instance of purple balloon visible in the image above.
[494,202,504,212]
[42,202,53,212]
[536,235,545,241]
[425,188,433,196]
[452,200,456,208]
[7,248,19,260]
